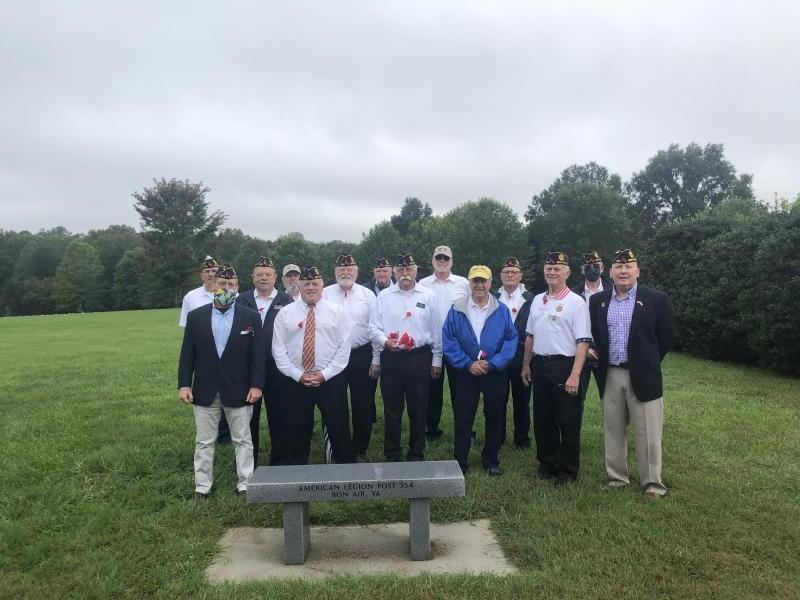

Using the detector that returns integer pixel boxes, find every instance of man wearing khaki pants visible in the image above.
[589,249,675,500]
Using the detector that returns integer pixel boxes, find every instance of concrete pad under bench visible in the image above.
[206,520,516,582]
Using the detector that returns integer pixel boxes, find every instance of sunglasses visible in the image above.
[434,255,451,261]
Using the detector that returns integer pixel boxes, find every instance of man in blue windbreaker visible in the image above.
[442,265,518,476]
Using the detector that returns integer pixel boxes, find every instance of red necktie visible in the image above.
[302,304,315,371]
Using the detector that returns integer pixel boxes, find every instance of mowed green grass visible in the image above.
[0,309,798,600]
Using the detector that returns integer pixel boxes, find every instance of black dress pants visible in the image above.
[579,363,602,398]
[380,347,431,461]
[531,355,582,480]
[500,365,532,446]
[260,368,291,465]
[343,343,375,456]
[453,370,506,471]
[426,362,458,434]
[285,372,355,465]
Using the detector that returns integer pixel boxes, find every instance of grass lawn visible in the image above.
[0,308,798,599]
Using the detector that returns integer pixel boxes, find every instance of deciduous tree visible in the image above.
[132,178,226,305]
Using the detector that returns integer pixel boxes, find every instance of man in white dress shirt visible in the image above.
[418,245,469,441]
[369,253,442,462]
[494,256,534,449]
[178,255,219,327]
[571,251,608,400]
[323,255,380,462]
[272,266,355,464]
[369,257,394,296]
[236,256,295,465]
[521,251,592,485]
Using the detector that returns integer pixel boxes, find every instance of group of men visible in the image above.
[177,244,674,502]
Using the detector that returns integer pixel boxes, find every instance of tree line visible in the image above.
[1,142,797,373]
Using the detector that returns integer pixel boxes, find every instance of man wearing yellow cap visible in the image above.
[443,265,517,475]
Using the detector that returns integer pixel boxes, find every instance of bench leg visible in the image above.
[409,497,431,560]
[282,502,310,565]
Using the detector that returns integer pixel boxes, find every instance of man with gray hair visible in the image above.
[281,264,301,301]
[323,254,381,462]
[369,253,442,462]
[419,244,469,441]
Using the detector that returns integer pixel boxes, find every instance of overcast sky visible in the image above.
[1,1,797,242]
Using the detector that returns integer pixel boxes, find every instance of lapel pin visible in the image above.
[636,300,643,306]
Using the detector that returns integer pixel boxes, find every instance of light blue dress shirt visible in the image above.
[211,304,235,358]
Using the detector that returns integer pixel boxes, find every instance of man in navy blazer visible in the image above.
[589,249,675,499]
[178,266,265,500]
[236,256,294,465]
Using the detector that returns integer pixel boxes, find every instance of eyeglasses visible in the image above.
[501,270,521,276]
[434,255,451,261]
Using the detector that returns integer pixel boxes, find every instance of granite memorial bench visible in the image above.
[246,460,465,564]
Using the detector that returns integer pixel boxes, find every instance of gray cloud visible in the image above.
[1,1,797,241]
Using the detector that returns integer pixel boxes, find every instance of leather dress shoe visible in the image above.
[234,488,246,497]
[485,466,503,477]
[514,440,531,450]
[645,491,664,501]
[192,492,209,502]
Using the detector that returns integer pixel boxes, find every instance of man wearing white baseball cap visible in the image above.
[281,264,301,301]
[419,245,469,441]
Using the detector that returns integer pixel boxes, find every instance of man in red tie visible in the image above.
[271,266,355,464]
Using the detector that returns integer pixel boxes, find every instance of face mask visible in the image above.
[584,267,601,282]
[214,287,237,309]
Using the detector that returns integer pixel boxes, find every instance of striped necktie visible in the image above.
[302,304,315,371]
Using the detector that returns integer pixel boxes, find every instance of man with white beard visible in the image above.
[369,253,442,462]
[323,255,381,462]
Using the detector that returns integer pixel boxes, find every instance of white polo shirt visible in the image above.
[178,285,215,327]
[466,297,490,340]
[525,287,592,356]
